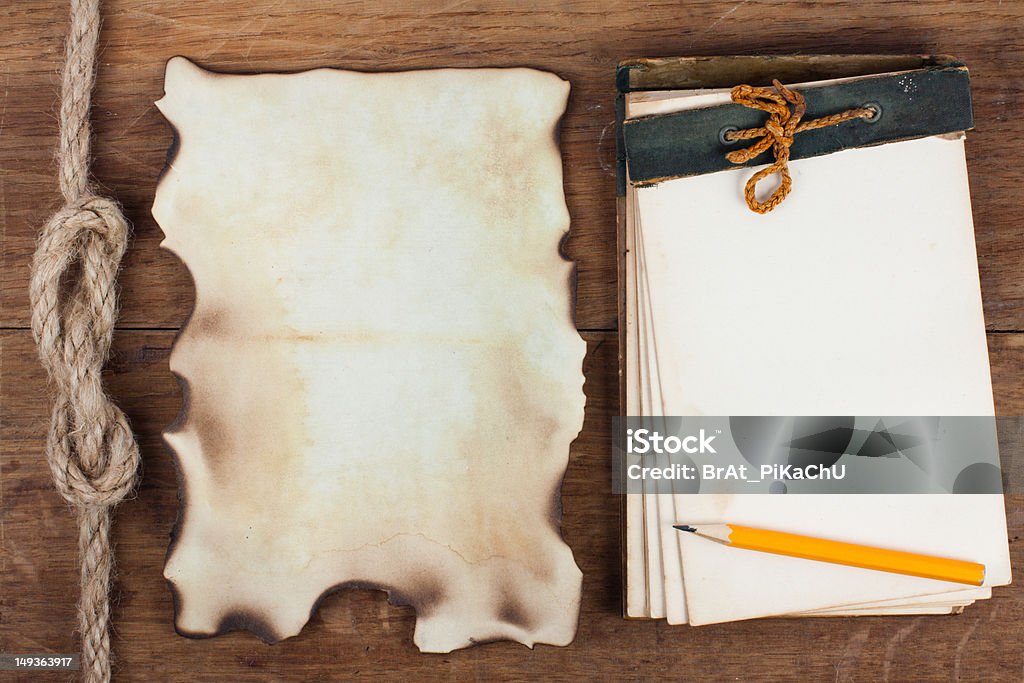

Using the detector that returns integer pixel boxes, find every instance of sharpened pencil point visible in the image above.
[673,525,697,533]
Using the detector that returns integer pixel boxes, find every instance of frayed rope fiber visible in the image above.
[28,1,140,681]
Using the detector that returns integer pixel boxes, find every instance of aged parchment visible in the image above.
[153,57,585,652]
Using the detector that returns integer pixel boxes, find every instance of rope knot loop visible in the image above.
[46,392,139,509]
[59,196,129,241]
[723,79,877,214]
[31,196,129,366]
[30,193,139,512]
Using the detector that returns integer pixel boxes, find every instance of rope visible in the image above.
[724,79,877,213]
[28,0,140,680]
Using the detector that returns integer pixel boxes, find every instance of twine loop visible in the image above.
[32,212,137,507]
[724,79,877,213]
[32,196,129,372]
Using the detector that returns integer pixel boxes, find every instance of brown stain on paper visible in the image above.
[154,57,584,653]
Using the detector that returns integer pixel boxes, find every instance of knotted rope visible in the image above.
[724,79,877,213]
[28,0,139,681]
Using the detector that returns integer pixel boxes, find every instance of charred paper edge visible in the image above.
[153,56,585,646]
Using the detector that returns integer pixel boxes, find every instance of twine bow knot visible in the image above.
[724,79,876,214]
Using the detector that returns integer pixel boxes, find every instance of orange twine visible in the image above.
[725,79,877,214]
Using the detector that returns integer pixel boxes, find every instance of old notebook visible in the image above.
[616,55,1012,625]
[154,57,585,651]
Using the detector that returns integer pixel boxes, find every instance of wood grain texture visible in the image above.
[3,331,1024,681]
[2,0,1023,680]
[2,0,1024,332]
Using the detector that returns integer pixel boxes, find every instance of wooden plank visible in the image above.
[3,1,1024,331]
[3,330,1024,681]
[4,1,1024,679]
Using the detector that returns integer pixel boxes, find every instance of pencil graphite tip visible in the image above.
[673,525,697,533]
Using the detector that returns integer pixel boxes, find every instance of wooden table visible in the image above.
[3,1,1023,680]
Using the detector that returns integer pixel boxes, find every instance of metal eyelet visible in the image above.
[719,125,740,145]
[862,102,882,123]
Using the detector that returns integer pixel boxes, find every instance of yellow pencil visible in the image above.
[674,524,985,586]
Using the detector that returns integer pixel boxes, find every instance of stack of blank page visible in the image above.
[622,70,1012,625]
